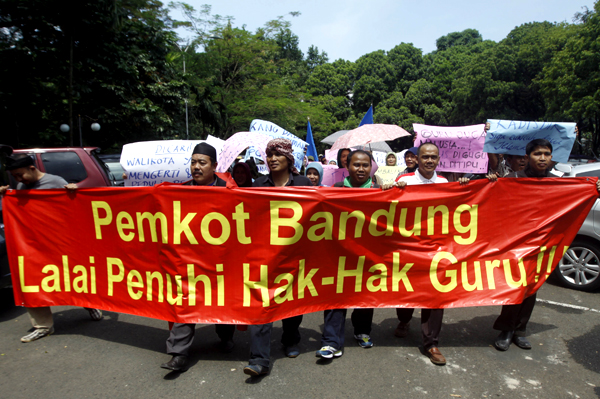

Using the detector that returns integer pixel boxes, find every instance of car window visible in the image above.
[106,162,125,182]
[575,170,600,178]
[41,152,88,183]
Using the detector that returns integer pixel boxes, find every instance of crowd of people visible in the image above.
[1,131,597,378]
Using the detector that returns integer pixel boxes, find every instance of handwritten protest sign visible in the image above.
[121,140,210,186]
[321,166,346,186]
[375,166,405,185]
[414,124,488,174]
[372,151,388,167]
[396,150,407,169]
[249,119,308,171]
[325,149,341,166]
[484,120,576,163]
[205,135,226,158]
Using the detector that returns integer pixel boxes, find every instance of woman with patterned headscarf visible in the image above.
[243,138,312,377]
[252,138,309,187]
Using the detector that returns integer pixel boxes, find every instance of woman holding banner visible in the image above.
[243,138,312,377]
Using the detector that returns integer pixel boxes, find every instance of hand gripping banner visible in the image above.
[3,178,597,324]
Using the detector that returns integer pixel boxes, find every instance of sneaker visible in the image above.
[21,327,54,343]
[354,334,374,348]
[85,308,103,321]
[394,321,410,338]
[316,346,343,359]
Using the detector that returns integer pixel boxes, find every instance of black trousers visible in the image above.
[248,315,303,368]
[396,308,444,350]
[166,323,235,356]
[351,308,373,335]
[493,293,536,335]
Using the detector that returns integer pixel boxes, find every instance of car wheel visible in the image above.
[554,239,600,292]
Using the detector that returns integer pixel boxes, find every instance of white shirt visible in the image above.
[396,169,448,185]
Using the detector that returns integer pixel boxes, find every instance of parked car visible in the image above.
[0,206,8,290]
[98,153,125,186]
[12,147,112,187]
[0,144,14,289]
[553,162,600,291]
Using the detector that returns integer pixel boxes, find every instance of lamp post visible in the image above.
[175,43,190,140]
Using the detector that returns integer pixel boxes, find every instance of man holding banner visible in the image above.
[324,150,381,354]
[161,143,236,372]
[488,138,599,350]
[0,156,103,343]
[391,143,470,365]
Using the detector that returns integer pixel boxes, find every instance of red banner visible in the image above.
[3,178,597,324]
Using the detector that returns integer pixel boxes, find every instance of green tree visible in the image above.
[0,0,187,149]
[538,3,600,153]
[436,28,483,51]
[306,45,329,72]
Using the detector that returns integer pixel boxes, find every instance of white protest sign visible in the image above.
[121,140,209,186]
[396,150,407,169]
[206,135,226,160]
[249,119,308,171]
[484,120,576,163]
[372,151,388,166]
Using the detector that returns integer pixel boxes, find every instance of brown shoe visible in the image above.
[426,347,446,365]
[394,322,410,338]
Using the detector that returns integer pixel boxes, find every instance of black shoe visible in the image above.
[494,330,514,351]
[284,345,300,358]
[160,355,188,372]
[243,364,268,376]
[219,339,235,353]
[512,335,532,350]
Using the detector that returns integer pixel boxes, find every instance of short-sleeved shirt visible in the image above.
[17,173,68,190]
[396,169,448,185]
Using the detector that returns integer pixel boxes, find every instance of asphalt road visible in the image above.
[0,278,598,399]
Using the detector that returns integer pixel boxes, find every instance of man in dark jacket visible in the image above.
[161,143,235,372]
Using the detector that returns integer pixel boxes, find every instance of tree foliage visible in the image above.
[2,0,600,156]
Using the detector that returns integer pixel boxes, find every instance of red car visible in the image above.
[11,147,112,187]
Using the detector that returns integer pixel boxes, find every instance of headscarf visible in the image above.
[232,162,253,187]
[386,152,397,165]
[266,138,298,175]
[304,162,324,186]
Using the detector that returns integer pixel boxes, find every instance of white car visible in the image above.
[554,162,600,291]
